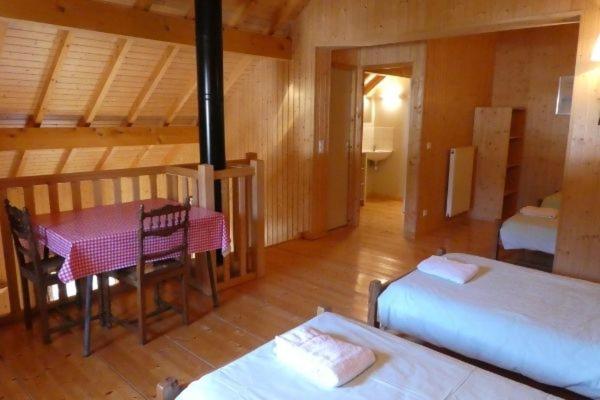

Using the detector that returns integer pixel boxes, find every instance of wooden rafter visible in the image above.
[364,75,385,97]
[227,0,257,28]
[127,45,180,125]
[83,38,133,126]
[0,20,7,56]
[165,76,197,126]
[0,0,292,59]
[268,0,308,35]
[134,0,154,11]
[34,30,73,125]
[224,55,253,95]
[54,149,72,174]
[0,127,199,151]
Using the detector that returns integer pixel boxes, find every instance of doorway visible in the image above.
[361,66,412,230]
[326,66,355,230]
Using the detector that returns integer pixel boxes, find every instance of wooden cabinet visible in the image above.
[471,107,525,221]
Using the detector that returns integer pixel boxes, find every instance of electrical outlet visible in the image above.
[422,209,428,217]
[426,142,432,150]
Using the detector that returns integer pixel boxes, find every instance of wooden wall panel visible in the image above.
[224,58,302,246]
[417,34,497,234]
[492,24,579,208]
[470,107,513,221]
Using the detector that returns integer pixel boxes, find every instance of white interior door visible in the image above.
[327,67,354,230]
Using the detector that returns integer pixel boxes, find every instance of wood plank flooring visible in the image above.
[0,199,502,399]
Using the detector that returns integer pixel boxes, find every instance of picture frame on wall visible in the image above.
[555,75,574,116]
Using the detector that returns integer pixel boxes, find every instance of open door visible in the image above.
[326,66,355,230]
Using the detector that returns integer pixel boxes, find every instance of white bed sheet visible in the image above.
[378,253,600,399]
[500,213,558,254]
[178,312,558,400]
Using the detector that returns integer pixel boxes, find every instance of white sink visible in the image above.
[364,150,392,162]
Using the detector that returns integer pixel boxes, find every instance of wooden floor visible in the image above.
[0,199,501,399]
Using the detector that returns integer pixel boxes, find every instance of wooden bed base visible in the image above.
[156,305,332,400]
[367,248,446,328]
[495,229,554,273]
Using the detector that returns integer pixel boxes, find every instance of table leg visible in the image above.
[206,252,219,308]
[99,274,112,328]
[82,275,93,357]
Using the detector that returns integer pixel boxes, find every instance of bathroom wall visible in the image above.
[365,76,411,199]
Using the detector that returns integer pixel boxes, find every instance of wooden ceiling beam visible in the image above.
[224,55,253,95]
[0,0,292,59]
[165,76,197,126]
[364,75,385,97]
[134,0,154,11]
[268,0,308,35]
[0,20,7,56]
[83,38,132,126]
[127,45,180,125]
[33,30,73,125]
[0,127,199,151]
[227,0,257,28]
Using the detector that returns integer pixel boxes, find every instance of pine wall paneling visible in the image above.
[492,24,579,208]
[291,0,598,280]
[418,33,497,234]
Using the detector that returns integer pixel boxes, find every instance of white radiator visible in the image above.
[446,146,475,217]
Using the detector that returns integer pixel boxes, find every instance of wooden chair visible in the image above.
[4,199,77,343]
[108,198,192,345]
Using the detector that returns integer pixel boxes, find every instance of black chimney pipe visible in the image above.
[194,0,226,209]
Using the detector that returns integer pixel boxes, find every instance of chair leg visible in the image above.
[35,281,51,344]
[20,276,32,330]
[82,275,93,357]
[137,284,147,345]
[181,271,189,325]
[75,279,84,309]
[206,253,219,308]
[153,283,161,309]
[101,274,112,328]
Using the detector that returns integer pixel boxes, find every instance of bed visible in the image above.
[369,252,600,399]
[497,191,562,267]
[158,311,560,400]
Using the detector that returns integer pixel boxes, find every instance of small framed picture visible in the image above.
[555,75,574,116]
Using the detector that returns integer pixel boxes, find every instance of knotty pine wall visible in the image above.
[418,34,497,234]
[492,24,579,208]
[290,0,600,281]
[224,58,307,246]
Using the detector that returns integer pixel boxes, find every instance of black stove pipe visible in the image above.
[194,0,226,210]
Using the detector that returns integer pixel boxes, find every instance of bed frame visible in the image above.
[155,306,332,400]
[495,229,554,273]
[367,248,446,328]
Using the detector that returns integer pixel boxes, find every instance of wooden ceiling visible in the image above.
[0,0,309,128]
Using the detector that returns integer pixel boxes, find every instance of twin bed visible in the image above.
[158,247,599,400]
[498,191,561,258]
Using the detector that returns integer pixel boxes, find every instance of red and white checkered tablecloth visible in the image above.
[32,198,230,283]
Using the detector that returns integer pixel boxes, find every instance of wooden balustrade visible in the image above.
[0,153,265,323]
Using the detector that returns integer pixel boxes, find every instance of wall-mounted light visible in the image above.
[592,34,600,61]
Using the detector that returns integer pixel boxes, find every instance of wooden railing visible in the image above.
[0,153,265,323]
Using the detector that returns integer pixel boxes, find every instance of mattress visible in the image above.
[377,253,600,399]
[177,312,558,400]
[500,213,558,254]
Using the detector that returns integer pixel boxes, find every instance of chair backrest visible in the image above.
[137,197,192,272]
[4,199,43,272]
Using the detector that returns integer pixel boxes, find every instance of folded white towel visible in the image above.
[417,255,479,284]
[519,206,558,219]
[274,326,375,388]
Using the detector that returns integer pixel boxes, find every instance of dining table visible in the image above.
[31,198,230,356]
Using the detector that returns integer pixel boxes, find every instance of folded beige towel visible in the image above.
[417,255,479,284]
[274,326,375,388]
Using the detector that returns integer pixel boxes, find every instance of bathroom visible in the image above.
[362,71,411,217]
